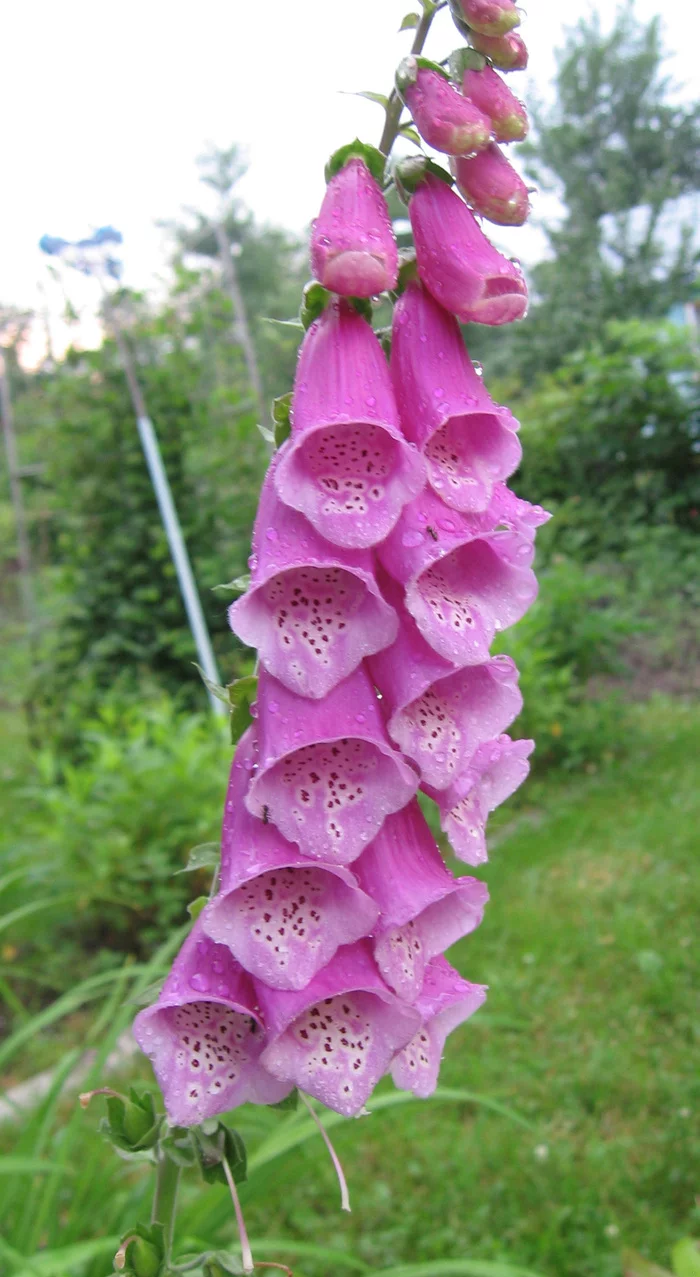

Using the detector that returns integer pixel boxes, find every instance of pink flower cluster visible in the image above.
[135,20,545,1128]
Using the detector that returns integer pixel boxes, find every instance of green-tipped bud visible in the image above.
[393,155,454,205]
[324,138,386,186]
[300,281,332,330]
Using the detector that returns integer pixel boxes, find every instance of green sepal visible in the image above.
[324,138,386,186]
[447,45,488,80]
[212,573,251,595]
[175,842,220,874]
[349,296,374,323]
[396,54,450,100]
[393,155,454,204]
[227,673,258,745]
[447,0,473,39]
[202,1255,244,1276]
[272,390,293,447]
[300,281,332,331]
[268,1087,299,1112]
[116,1223,165,1277]
[394,253,419,296]
[100,1088,161,1153]
[399,123,423,146]
[187,895,208,921]
[159,1125,198,1168]
[193,1121,247,1186]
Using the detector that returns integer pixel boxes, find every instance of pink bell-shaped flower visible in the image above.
[391,279,522,510]
[398,59,490,156]
[132,921,289,1126]
[468,29,528,70]
[369,575,522,791]
[245,665,418,864]
[462,64,528,143]
[257,941,420,1116]
[229,462,397,699]
[454,144,530,226]
[311,155,398,297]
[391,956,486,1097]
[427,734,534,863]
[274,299,425,548]
[355,800,488,1001]
[458,0,520,37]
[378,484,540,665]
[202,731,378,990]
[409,174,527,325]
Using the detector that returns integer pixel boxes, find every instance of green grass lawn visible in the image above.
[1,697,698,1277]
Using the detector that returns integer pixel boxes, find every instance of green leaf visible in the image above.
[399,124,423,146]
[194,1123,247,1186]
[6,1237,118,1277]
[192,663,229,705]
[187,896,208,921]
[374,1263,546,1277]
[227,674,258,744]
[399,12,420,30]
[212,573,251,595]
[354,90,390,108]
[261,315,304,329]
[300,281,332,331]
[0,1158,76,1177]
[672,1240,700,1277]
[175,843,220,874]
[268,1087,299,1112]
[622,1250,672,1277]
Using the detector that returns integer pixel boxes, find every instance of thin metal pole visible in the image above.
[102,298,226,717]
[212,220,266,422]
[0,352,37,630]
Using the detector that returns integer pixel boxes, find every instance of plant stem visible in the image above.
[151,1153,181,1263]
[378,0,445,157]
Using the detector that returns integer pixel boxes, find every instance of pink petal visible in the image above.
[428,735,534,863]
[274,300,425,549]
[378,485,539,664]
[202,733,378,989]
[404,66,490,156]
[311,157,398,297]
[462,65,529,144]
[257,941,420,1117]
[392,281,522,512]
[391,956,487,1097]
[355,800,488,1000]
[132,921,289,1126]
[230,463,397,698]
[246,666,418,864]
[459,0,520,37]
[453,144,531,227]
[409,176,528,326]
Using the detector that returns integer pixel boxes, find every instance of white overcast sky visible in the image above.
[3,0,699,355]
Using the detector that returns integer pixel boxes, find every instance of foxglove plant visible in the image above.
[89,4,544,1274]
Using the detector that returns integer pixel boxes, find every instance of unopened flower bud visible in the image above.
[459,0,520,37]
[397,57,490,156]
[311,146,398,297]
[453,144,530,226]
[469,29,528,71]
[462,64,528,141]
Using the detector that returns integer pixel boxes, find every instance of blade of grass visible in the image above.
[7,1237,118,1277]
[248,1239,371,1272]
[0,1158,76,1176]
[373,1262,546,1277]
[0,894,78,938]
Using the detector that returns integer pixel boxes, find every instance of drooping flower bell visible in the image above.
[229,462,397,699]
[202,731,378,990]
[256,940,421,1117]
[457,0,520,37]
[396,57,490,156]
[310,145,398,297]
[453,144,530,226]
[378,484,540,665]
[274,298,425,548]
[132,920,290,1126]
[391,278,522,510]
[245,664,418,863]
[462,64,528,143]
[402,167,527,326]
[426,735,534,863]
[369,574,522,791]
[391,956,487,1097]
[354,799,488,1000]
[468,29,528,70]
